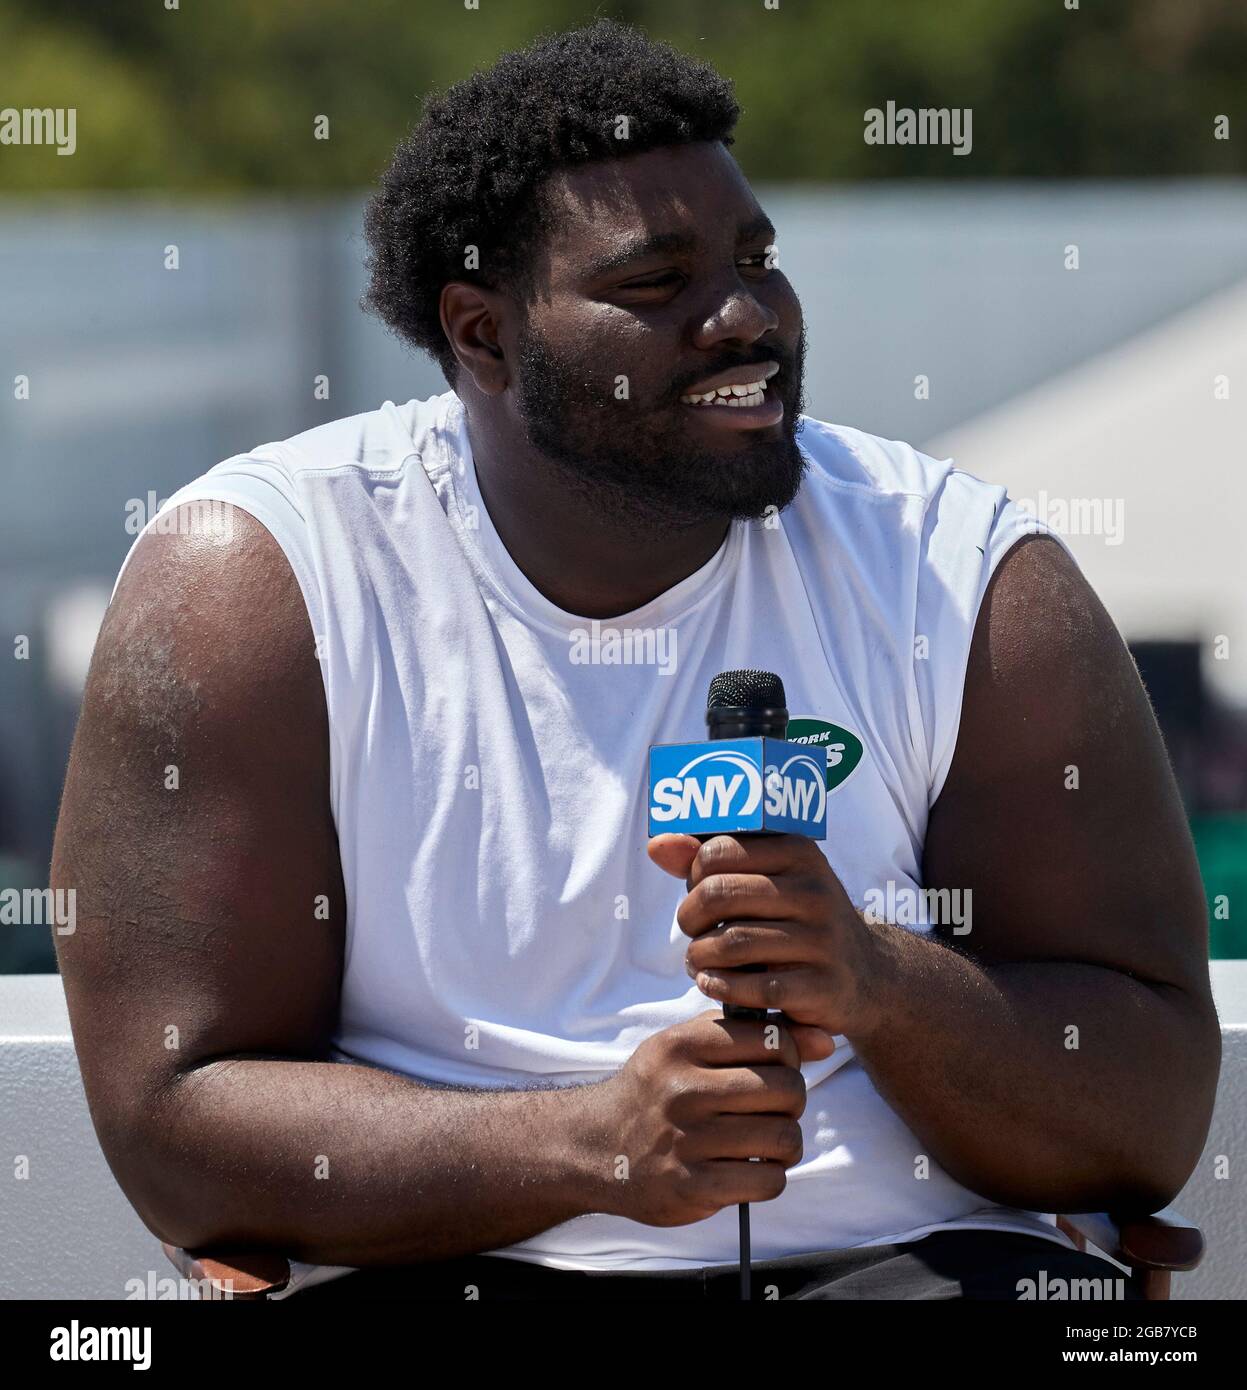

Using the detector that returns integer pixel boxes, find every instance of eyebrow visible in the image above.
[582,212,777,280]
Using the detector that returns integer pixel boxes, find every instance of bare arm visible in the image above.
[50,504,608,1264]
[655,535,1220,1215]
[854,535,1221,1211]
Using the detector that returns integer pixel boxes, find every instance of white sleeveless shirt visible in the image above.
[115,390,1079,1289]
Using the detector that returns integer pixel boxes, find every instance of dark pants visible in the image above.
[292,1229,1142,1301]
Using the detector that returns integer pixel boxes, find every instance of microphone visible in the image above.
[706,669,791,1026]
[648,668,827,1298]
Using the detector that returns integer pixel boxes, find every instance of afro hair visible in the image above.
[362,18,741,384]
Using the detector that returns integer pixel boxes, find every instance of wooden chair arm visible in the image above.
[161,1242,291,1300]
[1056,1207,1205,1273]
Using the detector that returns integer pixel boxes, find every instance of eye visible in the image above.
[739,252,773,273]
[621,272,683,291]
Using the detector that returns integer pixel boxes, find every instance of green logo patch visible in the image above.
[785,717,864,792]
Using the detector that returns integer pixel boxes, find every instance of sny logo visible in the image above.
[647,737,827,839]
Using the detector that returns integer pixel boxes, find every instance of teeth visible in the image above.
[680,378,768,406]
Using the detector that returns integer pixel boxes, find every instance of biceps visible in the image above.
[922,536,1207,989]
[50,516,345,1130]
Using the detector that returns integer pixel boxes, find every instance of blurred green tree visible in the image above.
[0,0,1242,189]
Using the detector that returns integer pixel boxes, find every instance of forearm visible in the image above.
[127,1057,614,1265]
[850,923,1221,1212]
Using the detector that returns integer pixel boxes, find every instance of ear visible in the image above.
[440,281,509,395]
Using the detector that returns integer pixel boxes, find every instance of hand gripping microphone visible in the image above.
[648,669,828,1299]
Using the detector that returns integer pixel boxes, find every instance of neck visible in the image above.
[463,406,731,620]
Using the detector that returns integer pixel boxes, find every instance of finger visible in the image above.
[692,1159,789,1209]
[690,1115,804,1165]
[691,1062,808,1117]
[685,919,816,974]
[679,1009,803,1070]
[684,1009,835,1067]
[676,873,795,937]
[647,833,702,880]
[687,833,825,889]
[695,964,831,1020]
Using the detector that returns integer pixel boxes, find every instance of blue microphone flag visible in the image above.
[647,737,828,839]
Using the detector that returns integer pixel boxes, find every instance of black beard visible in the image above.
[512,322,808,535]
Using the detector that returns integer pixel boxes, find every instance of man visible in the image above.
[51,20,1218,1301]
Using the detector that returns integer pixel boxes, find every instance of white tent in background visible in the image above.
[925,279,1247,705]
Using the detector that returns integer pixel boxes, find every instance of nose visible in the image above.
[692,283,780,350]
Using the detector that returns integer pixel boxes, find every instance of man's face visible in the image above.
[507,142,807,531]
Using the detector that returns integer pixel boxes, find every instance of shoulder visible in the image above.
[113,392,459,614]
[961,531,1121,759]
[789,416,1082,802]
[795,415,961,505]
[243,391,455,481]
[107,503,322,728]
[791,414,1016,562]
[790,413,1038,587]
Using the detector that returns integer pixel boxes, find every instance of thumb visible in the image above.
[647,833,702,880]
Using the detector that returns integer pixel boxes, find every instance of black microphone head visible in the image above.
[707,669,787,712]
[706,669,788,739]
